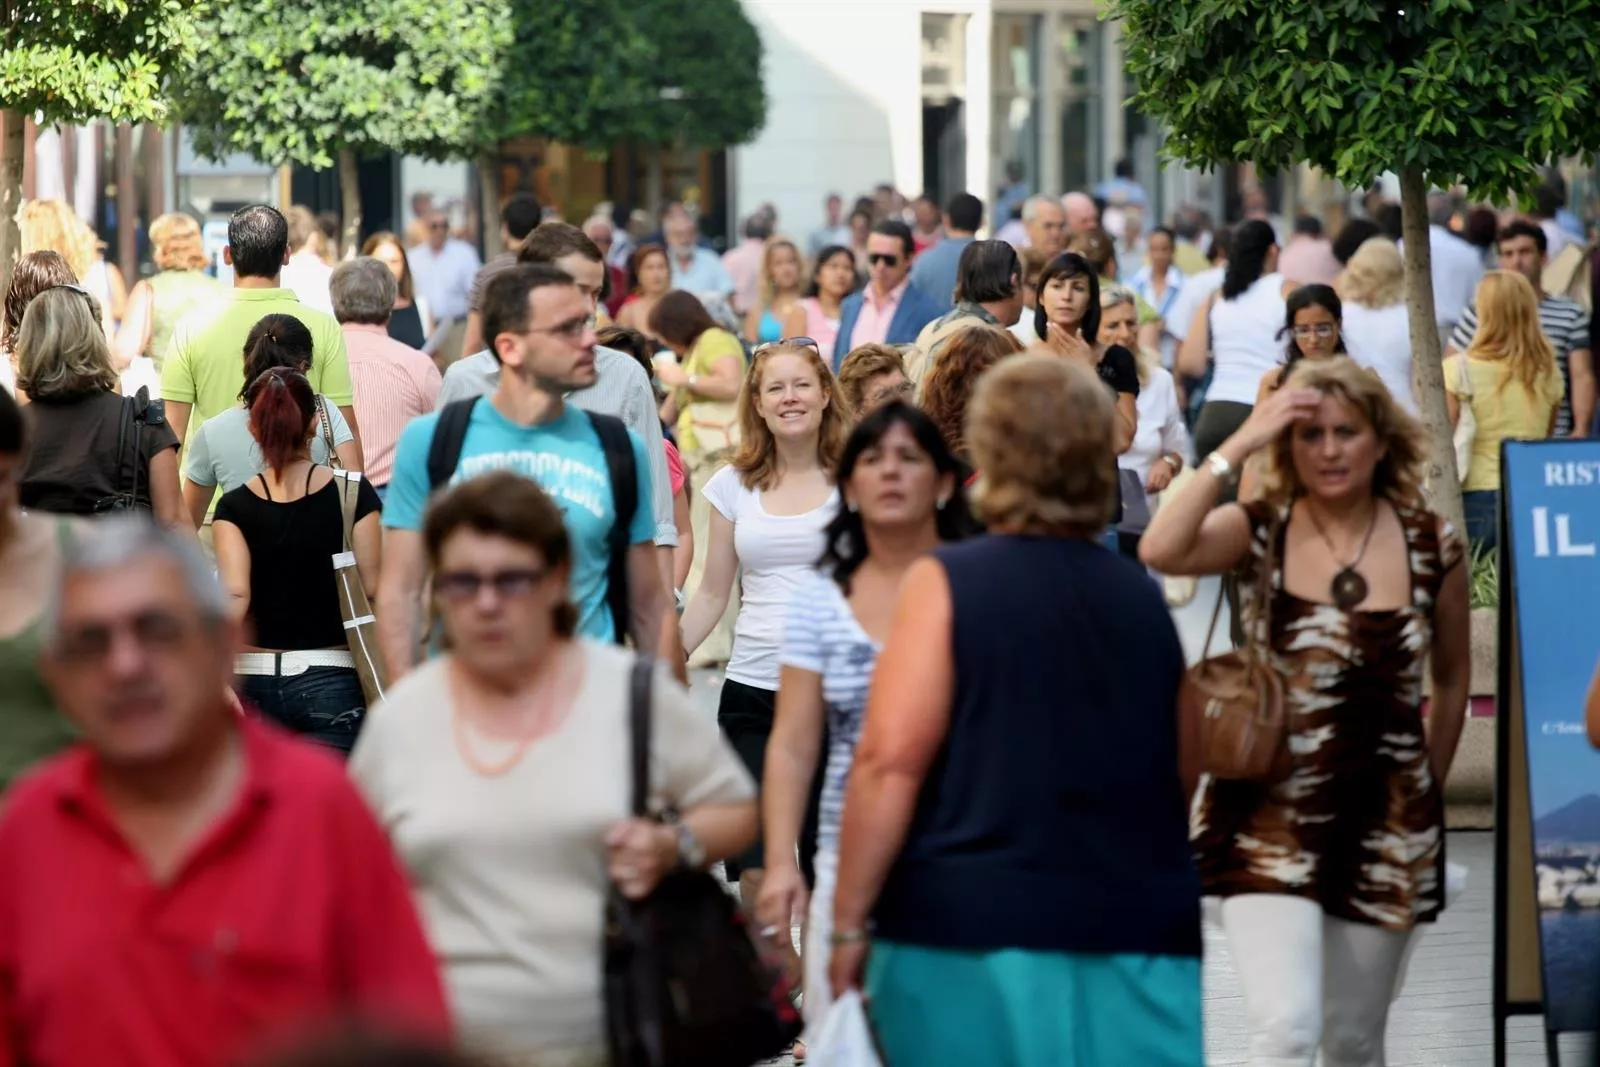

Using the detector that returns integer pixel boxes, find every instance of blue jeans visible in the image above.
[1463,489,1499,555]
[236,665,366,756]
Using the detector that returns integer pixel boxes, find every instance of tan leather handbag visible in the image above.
[1181,512,1288,781]
[332,470,388,708]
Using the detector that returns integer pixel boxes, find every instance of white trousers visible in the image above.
[1220,894,1413,1067]
[801,848,837,1043]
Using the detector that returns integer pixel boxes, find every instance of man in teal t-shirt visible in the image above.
[377,263,664,680]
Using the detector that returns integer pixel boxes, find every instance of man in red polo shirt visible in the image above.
[0,518,449,1067]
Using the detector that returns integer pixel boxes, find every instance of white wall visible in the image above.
[734,0,990,242]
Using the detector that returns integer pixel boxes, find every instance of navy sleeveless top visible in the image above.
[872,534,1201,959]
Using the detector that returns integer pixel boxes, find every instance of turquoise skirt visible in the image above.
[865,940,1202,1067]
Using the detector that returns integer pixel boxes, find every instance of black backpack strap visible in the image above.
[427,397,478,491]
[584,411,638,646]
[628,656,654,818]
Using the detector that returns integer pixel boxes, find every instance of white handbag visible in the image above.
[1452,357,1476,484]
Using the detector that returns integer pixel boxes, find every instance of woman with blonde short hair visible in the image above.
[1336,237,1415,411]
[830,354,1203,1065]
[115,212,224,373]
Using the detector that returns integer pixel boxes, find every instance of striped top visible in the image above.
[779,571,881,854]
[343,323,443,486]
[1449,293,1590,437]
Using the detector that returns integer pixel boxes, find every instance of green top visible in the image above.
[0,521,78,788]
[145,269,224,369]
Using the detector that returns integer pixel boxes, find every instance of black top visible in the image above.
[20,390,179,515]
[213,473,382,650]
[387,302,427,350]
[873,534,1201,959]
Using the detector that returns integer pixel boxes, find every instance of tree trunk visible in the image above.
[0,110,24,299]
[337,149,362,261]
[479,155,502,259]
[1399,163,1465,536]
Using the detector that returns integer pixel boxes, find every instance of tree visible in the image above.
[0,0,201,292]
[172,0,509,255]
[626,0,766,149]
[1108,0,1600,531]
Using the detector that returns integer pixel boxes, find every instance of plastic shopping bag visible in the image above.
[807,990,883,1067]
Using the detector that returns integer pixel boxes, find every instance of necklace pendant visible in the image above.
[1331,568,1368,611]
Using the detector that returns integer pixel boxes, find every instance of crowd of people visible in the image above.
[0,166,1585,1066]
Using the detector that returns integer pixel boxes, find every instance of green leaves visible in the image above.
[1106,0,1600,201]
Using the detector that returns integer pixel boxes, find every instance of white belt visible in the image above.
[235,650,356,677]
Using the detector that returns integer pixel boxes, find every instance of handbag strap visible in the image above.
[335,470,359,553]
[1455,355,1474,398]
[316,397,343,469]
[1242,508,1283,661]
[627,657,655,818]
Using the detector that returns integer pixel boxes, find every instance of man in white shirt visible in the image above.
[279,205,334,316]
[663,203,733,300]
[1418,193,1485,345]
[408,210,482,365]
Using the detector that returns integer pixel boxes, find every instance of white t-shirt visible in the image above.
[1341,302,1417,414]
[1119,366,1192,492]
[702,466,838,689]
[349,643,754,1063]
[1208,273,1287,405]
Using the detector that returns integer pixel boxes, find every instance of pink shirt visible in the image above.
[722,238,766,316]
[342,323,442,486]
[800,297,841,355]
[847,279,909,350]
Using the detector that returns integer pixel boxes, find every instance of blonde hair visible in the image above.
[149,212,209,272]
[730,342,854,490]
[15,287,117,399]
[835,343,905,412]
[1336,237,1404,309]
[19,199,99,279]
[1466,269,1558,402]
[1257,356,1428,507]
[758,238,804,310]
[1098,284,1153,384]
[967,352,1116,534]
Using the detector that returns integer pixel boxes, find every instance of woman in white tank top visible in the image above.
[1178,220,1300,494]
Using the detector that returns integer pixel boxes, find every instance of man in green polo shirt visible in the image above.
[160,204,363,464]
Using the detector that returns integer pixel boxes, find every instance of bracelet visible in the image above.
[1162,453,1183,472]
[1204,451,1232,479]
[829,928,870,947]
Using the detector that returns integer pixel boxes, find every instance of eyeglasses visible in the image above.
[428,221,448,231]
[1291,323,1339,339]
[526,315,592,340]
[435,567,549,603]
[51,610,198,665]
[753,336,819,355]
[867,253,901,268]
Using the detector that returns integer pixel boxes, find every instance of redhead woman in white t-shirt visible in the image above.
[680,340,855,931]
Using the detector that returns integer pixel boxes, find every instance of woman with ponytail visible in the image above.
[212,366,383,755]
[181,313,361,529]
[1177,219,1300,497]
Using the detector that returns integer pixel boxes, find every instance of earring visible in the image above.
[937,496,950,510]
[846,500,859,514]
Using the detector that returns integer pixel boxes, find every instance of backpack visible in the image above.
[425,398,638,645]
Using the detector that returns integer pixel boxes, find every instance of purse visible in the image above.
[688,400,741,455]
[1451,357,1476,484]
[331,469,388,707]
[1180,510,1288,781]
[604,658,802,1067]
[93,386,158,514]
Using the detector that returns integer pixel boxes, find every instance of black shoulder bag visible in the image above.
[604,658,802,1067]
[93,386,160,514]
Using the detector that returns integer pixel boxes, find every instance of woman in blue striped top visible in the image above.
[756,401,973,1042]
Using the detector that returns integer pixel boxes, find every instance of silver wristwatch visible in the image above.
[674,821,706,869]
[1205,451,1233,478]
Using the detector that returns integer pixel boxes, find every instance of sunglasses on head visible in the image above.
[753,336,820,356]
[867,253,901,267]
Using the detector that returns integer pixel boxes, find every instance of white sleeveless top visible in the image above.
[1207,272,1287,405]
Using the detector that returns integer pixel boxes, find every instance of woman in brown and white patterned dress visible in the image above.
[1142,356,1471,1067]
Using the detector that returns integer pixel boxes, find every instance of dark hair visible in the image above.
[1535,182,1565,219]
[502,194,543,242]
[627,243,669,294]
[359,231,415,300]
[953,240,1019,304]
[871,219,914,258]
[3,250,76,351]
[520,221,603,266]
[805,245,860,298]
[743,213,776,242]
[1376,203,1404,241]
[1277,284,1345,373]
[1221,219,1277,300]
[945,193,984,233]
[1148,225,1176,247]
[595,324,656,381]
[848,207,873,228]
[1332,218,1383,265]
[1067,227,1116,276]
[1034,252,1102,343]
[1114,158,1135,180]
[1462,208,1499,251]
[423,470,578,638]
[1208,224,1233,264]
[1292,215,1324,238]
[480,263,578,360]
[239,314,315,399]
[648,290,718,348]
[818,402,973,593]
[227,205,290,279]
[0,383,23,456]
[245,367,316,477]
[1498,218,1548,256]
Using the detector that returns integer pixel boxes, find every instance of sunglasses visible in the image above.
[435,567,549,603]
[867,253,901,267]
[753,336,820,355]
